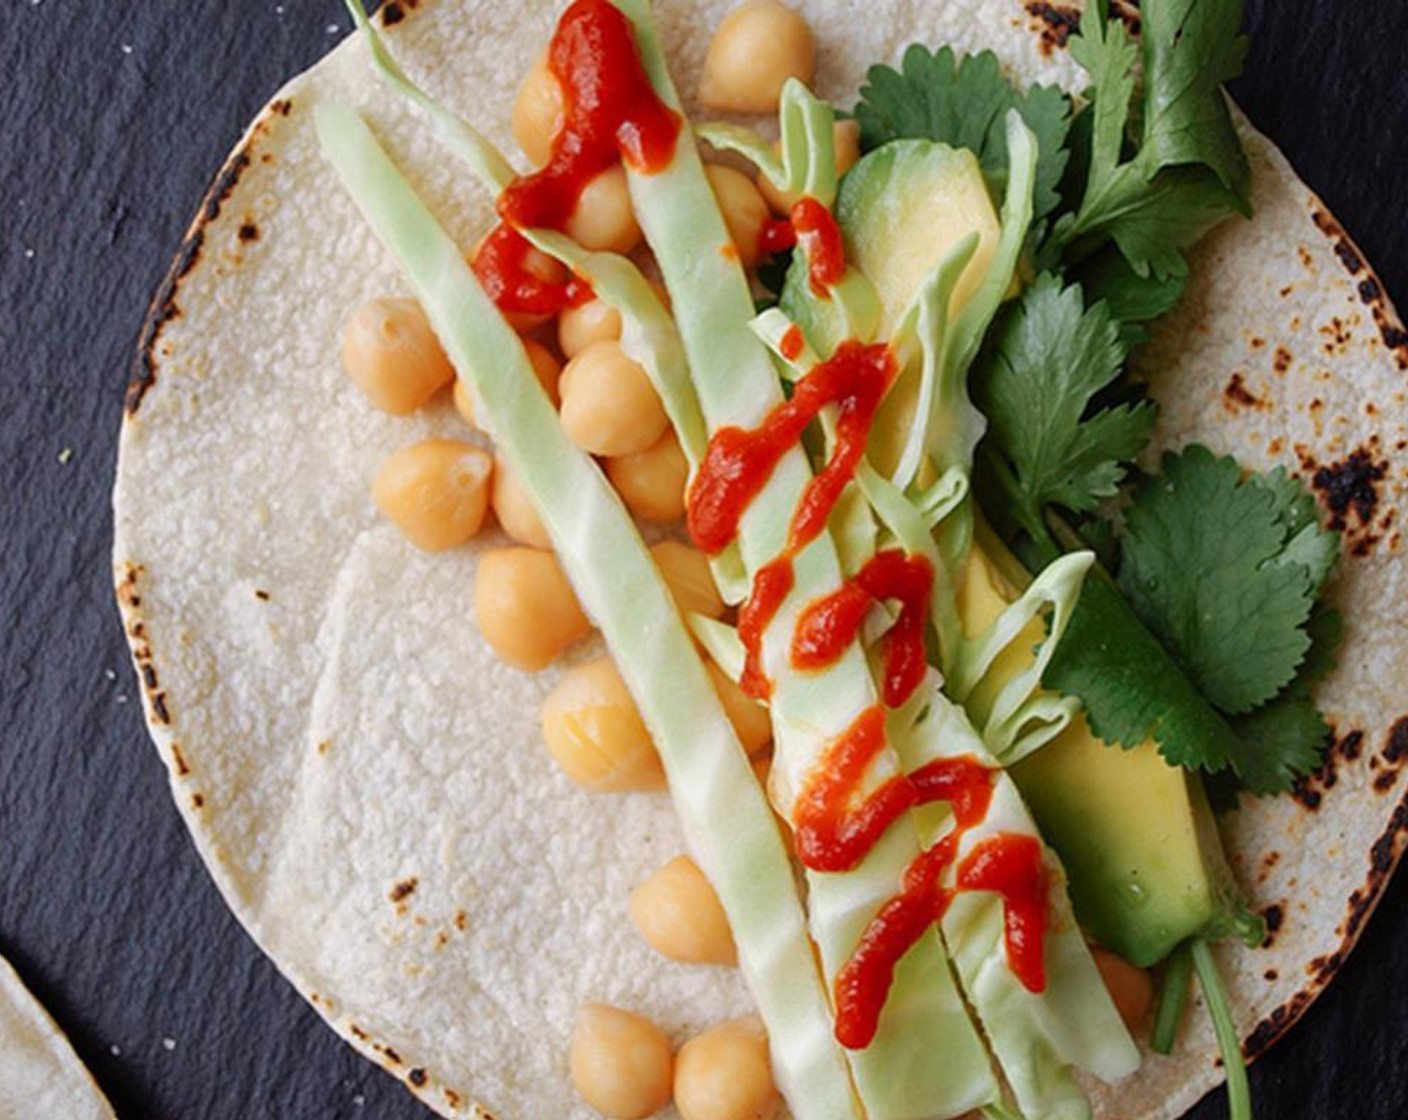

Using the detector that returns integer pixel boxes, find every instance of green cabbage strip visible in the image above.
[948,552,1092,764]
[340,0,750,604]
[314,102,857,1120]
[614,1,1001,1114]
[773,96,1139,1110]
[698,78,837,203]
[892,689,1142,1120]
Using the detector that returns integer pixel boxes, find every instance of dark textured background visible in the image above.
[1,1,1405,1117]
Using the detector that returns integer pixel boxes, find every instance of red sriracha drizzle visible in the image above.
[792,196,846,294]
[470,225,591,318]
[958,834,1050,993]
[500,0,681,230]
[676,182,1051,1048]
[792,550,934,708]
[473,0,679,318]
[687,341,896,697]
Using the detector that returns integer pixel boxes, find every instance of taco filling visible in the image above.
[114,1,1408,1119]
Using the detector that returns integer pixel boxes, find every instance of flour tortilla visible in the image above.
[0,956,116,1120]
[112,1,1408,1117]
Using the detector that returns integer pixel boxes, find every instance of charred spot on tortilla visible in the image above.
[389,877,419,905]
[1260,903,1285,946]
[171,743,190,778]
[206,152,252,224]
[1291,777,1323,811]
[1273,344,1293,373]
[1024,1,1080,55]
[253,588,270,601]
[1223,371,1268,411]
[1319,315,1353,354]
[238,221,260,242]
[191,792,205,810]
[1244,990,1313,1061]
[409,1067,427,1087]
[1308,445,1388,532]
[1382,717,1408,765]
[130,98,291,416]
[1263,969,1278,982]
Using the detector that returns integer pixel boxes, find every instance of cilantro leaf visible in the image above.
[1054,0,1250,278]
[1072,246,1189,345]
[1140,0,1251,199]
[973,273,1156,538]
[1252,469,1342,589]
[854,45,1072,223]
[1043,567,1252,770]
[1117,446,1333,715]
[1075,166,1245,280]
[1229,685,1331,795]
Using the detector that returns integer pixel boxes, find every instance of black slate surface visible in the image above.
[1,1,1405,1118]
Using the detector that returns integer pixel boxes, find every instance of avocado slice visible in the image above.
[1011,723,1258,966]
[779,138,999,361]
[959,540,1262,967]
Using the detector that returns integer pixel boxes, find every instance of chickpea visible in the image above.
[565,165,643,255]
[704,165,770,270]
[453,338,562,431]
[372,439,492,552]
[1091,946,1154,1032]
[558,339,670,456]
[490,454,553,549]
[629,855,737,966]
[559,297,623,359]
[512,51,564,166]
[473,547,591,670]
[706,661,771,757]
[674,1017,779,1120]
[570,1004,674,1120]
[649,540,725,621]
[757,120,862,215]
[341,298,454,415]
[542,657,666,792]
[606,431,688,522]
[699,0,814,114]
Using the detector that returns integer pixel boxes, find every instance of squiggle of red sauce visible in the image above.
[475,0,677,319]
[792,196,846,294]
[676,186,1052,1049]
[792,550,934,708]
[687,341,896,698]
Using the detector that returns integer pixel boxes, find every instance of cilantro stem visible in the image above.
[1150,940,1193,1055]
[1191,939,1253,1120]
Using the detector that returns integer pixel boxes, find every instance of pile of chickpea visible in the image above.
[336,4,865,1117]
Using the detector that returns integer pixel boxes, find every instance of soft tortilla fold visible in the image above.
[0,955,116,1120]
[113,1,1408,1117]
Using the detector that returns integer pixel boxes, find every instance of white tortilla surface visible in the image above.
[0,955,116,1120]
[113,1,1408,1117]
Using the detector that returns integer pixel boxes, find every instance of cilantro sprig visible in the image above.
[1119,448,1329,715]
[972,274,1156,543]
[1040,448,1341,794]
[1051,0,1250,279]
[854,0,1335,794]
